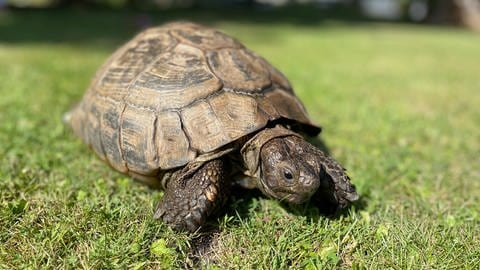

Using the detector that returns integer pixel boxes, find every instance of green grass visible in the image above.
[1,8,480,269]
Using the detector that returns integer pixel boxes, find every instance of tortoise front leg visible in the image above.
[312,150,359,214]
[154,159,229,232]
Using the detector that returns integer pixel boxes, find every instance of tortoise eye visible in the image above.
[283,169,294,181]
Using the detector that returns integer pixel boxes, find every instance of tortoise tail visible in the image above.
[62,102,81,126]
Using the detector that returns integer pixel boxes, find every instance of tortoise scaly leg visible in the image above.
[312,150,359,214]
[154,159,229,232]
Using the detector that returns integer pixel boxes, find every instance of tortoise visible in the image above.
[65,21,358,232]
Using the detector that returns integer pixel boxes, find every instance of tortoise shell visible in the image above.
[67,21,320,179]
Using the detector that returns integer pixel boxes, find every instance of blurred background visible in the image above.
[1,0,480,31]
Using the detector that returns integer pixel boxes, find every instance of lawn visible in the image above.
[1,8,479,269]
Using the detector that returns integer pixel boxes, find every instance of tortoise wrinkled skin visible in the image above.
[66,21,358,232]
[260,136,358,206]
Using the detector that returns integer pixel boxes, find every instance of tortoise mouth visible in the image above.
[282,191,313,204]
[260,183,314,204]
[283,193,310,204]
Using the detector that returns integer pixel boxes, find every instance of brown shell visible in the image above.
[67,21,320,178]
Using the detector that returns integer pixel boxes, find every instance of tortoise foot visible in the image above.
[154,159,229,232]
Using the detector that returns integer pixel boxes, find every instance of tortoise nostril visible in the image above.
[300,176,313,186]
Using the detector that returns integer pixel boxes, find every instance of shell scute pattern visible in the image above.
[67,22,319,178]
[167,21,242,50]
[206,48,271,94]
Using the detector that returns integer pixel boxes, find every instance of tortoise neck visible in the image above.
[240,125,302,179]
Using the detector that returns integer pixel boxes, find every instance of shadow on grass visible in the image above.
[225,181,366,225]
[0,5,365,45]
[185,135,366,267]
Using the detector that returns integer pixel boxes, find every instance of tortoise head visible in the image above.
[259,136,321,204]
